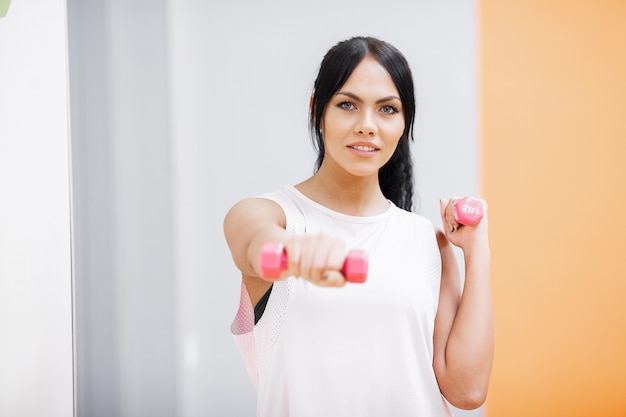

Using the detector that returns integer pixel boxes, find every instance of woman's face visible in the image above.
[320,56,405,178]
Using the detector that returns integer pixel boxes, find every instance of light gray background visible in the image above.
[168,0,480,416]
[166,1,479,416]
[2,0,481,416]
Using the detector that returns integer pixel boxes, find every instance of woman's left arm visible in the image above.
[432,198,494,410]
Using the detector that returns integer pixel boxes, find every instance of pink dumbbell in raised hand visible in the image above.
[260,242,368,283]
[454,196,484,226]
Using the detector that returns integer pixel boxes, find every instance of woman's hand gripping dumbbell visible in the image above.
[441,196,486,234]
[260,242,369,283]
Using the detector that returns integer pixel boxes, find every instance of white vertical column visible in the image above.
[67,0,118,415]
[107,1,177,414]
[68,0,177,415]
[0,1,74,416]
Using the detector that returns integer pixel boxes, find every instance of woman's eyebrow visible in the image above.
[335,91,401,104]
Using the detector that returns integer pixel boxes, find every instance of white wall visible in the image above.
[167,1,479,416]
[0,0,74,416]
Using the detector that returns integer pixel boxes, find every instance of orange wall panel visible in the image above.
[481,1,626,416]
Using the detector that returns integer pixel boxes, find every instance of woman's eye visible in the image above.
[380,105,399,115]
[338,102,356,110]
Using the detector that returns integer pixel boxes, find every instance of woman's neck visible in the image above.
[295,167,389,217]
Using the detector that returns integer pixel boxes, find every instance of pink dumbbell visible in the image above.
[260,242,368,283]
[454,196,484,226]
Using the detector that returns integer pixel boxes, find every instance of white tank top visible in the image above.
[231,185,452,417]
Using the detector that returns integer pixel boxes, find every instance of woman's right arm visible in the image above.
[223,198,291,307]
[224,197,348,295]
[223,197,290,279]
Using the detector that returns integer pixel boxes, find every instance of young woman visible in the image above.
[224,36,493,416]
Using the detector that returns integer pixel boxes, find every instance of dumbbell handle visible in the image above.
[260,242,368,283]
[454,196,484,226]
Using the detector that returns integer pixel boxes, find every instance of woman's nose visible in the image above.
[354,111,376,136]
